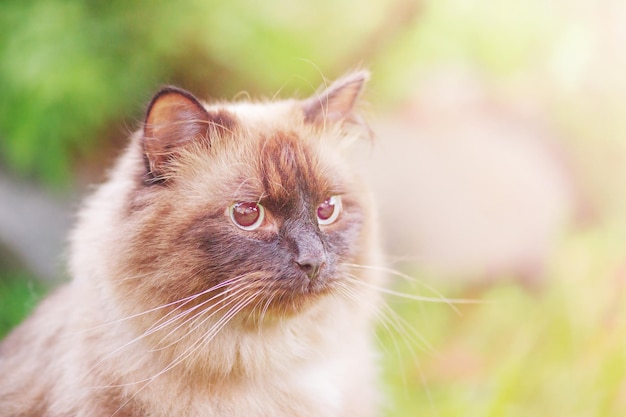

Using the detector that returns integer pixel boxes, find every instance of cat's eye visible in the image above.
[229,202,265,231]
[317,195,342,226]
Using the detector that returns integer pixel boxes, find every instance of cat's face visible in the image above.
[110,73,372,322]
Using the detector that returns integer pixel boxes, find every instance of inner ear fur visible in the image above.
[142,86,211,182]
[302,70,369,124]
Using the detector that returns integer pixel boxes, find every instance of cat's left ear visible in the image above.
[302,70,369,124]
[142,87,211,181]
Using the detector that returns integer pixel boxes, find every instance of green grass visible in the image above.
[380,225,626,417]
[0,272,47,339]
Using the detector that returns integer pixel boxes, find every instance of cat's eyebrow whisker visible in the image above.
[233,90,252,101]
[271,79,291,101]
[233,174,264,199]
[295,58,330,133]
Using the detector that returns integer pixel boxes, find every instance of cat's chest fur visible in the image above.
[85,296,376,417]
[137,322,362,417]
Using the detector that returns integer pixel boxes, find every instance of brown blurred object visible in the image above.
[362,70,585,285]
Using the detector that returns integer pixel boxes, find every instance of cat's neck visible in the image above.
[87,293,362,385]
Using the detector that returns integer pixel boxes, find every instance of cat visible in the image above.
[0,71,386,417]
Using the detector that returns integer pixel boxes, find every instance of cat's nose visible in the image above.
[295,256,326,281]
[296,257,326,281]
[286,222,327,281]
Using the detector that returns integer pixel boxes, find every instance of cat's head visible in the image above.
[76,71,378,323]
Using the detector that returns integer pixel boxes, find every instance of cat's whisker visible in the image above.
[346,263,455,298]
[96,288,262,395]
[81,276,238,335]
[86,289,228,376]
[142,277,243,335]
[294,58,328,92]
[87,276,253,376]
[337,280,431,357]
[379,301,437,354]
[258,285,278,327]
[336,283,417,395]
[344,275,461,315]
[107,291,256,416]
[149,280,258,352]
[339,281,430,399]
[336,281,438,412]
[146,290,262,382]
[345,263,488,311]
[245,281,273,325]
[334,284,401,358]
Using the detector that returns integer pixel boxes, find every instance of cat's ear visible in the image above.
[142,86,211,181]
[302,70,369,124]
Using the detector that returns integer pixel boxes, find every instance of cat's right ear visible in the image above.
[142,87,211,183]
[302,70,369,125]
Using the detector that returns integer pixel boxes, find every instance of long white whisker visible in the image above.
[87,277,251,376]
[338,281,435,406]
[345,263,485,311]
[343,274,463,315]
[144,290,261,383]
[379,302,437,354]
[81,275,240,335]
[337,279,438,414]
[334,284,399,359]
[101,286,261,413]
[150,281,257,351]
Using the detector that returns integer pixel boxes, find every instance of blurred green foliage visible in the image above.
[0,0,403,186]
[0,272,46,339]
[1,1,164,184]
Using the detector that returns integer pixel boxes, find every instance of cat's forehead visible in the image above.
[193,100,350,208]
[255,130,334,205]
[215,100,299,130]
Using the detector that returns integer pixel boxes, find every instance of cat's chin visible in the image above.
[240,279,338,323]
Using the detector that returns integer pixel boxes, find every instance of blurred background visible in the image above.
[1,0,625,415]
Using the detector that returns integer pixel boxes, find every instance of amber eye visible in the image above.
[316,195,342,225]
[229,202,265,230]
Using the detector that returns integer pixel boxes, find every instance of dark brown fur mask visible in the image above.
[96,71,376,326]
